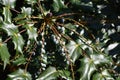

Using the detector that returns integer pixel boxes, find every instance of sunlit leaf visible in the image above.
[2,23,18,36]
[92,70,114,80]
[79,57,96,80]
[78,53,112,80]
[12,33,24,53]
[66,40,82,63]
[0,16,3,23]
[3,7,12,23]
[7,69,32,80]
[2,0,16,8]
[0,42,10,69]
[90,53,111,66]
[37,66,59,80]
[21,7,32,17]
[24,24,38,41]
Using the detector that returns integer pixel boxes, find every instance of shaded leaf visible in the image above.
[12,55,26,66]
[7,69,32,80]
[70,0,81,4]
[37,66,59,80]
[58,70,72,80]
[0,42,10,69]
[78,53,112,80]
[52,0,66,12]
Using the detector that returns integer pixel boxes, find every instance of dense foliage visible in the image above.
[0,0,120,80]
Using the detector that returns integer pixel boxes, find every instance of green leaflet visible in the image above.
[3,7,12,23]
[21,7,32,17]
[78,53,112,80]
[2,23,24,53]
[92,70,114,80]
[58,70,72,80]
[2,0,16,8]
[79,57,96,80]
[7,69,32,80]
[70,0,81,4]
[66,40,82,63]
[12,55,26,66]
[2,23,18,36]
[52,0,66,12]
[37,66,59,80]
[24,24,38,41]
[0,42,10,69]
[12,33,24,53]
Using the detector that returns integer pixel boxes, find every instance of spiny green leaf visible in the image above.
[2,0,16,8]
[12,33,24,53]
[12,55,26,66]
[90,53,111,66]
[78,53,112,80]
[66,40,82,63]
[58,70,72,80]
[3,7,12,23]
[79,57,96,80]
[7,69,32,80]
[21,7,32,17]
[37,66,59,80]
[2,23,18,36]
[24,24,38,41]
[0,42,10,69]
[52,0,66,12]
[92,70,114,80]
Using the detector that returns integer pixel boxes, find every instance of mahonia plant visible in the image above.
[0,0,120,80]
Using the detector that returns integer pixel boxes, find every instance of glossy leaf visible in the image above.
[21,7,32,17]
[2,0,16,8]
[3,7,12,23]
[12,33,24,53]
[24,24,38,41]
[2,23,18,36]
[0,42,10,69]
[90,53,111,66]
[7,69,32,80]
[79,53,112,80]
[66,40,82,63]
[37,66,59,80]
[79,57,96,80]
[92,70,114,80]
